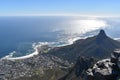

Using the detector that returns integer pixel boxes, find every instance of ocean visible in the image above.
[0,16,120,58]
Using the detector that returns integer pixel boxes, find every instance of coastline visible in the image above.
[2,45,39,60]
[1,37,119,60]
[1,42,45,60]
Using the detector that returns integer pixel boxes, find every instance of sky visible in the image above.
[0,0,120,17]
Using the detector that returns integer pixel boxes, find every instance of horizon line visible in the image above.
[0,13,120,18]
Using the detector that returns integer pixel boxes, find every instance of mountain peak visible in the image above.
[96,30,107,41]
[98,29,107,37]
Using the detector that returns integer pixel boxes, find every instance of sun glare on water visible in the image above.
[67,19,109,34]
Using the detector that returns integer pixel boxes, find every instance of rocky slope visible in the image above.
[85,49,120,80]
[59,50,120,80]
[59,57,97,80]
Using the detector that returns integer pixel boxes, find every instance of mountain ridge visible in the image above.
[1,30,120,80]
[49,30,120,62]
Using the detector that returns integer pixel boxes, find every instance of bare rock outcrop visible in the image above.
[85,49,120,80]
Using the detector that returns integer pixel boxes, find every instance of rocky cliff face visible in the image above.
[85,49,120,80]
[59,57,97,80]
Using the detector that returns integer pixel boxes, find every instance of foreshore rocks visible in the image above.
[85,49,120,80]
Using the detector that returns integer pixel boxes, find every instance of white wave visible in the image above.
[2,51,16,59]
[2,37,84,60]
[114,38,120,40]
[2,49,38,60]
[67,37,82,44]
[2,42,49,60]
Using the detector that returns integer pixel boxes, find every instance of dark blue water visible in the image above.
[0,16,69,57]
[0,16,120,58]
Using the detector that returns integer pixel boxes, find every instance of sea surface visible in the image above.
[0,16,120,58]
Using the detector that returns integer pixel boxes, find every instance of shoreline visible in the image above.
[2,49,38,60]
[1,37,120,60]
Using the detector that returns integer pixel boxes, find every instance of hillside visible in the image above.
[0,54,70,80]
[49,30,120,62]
[60,50,120,80]
[59,57,97,80]
[1,30,120,80]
